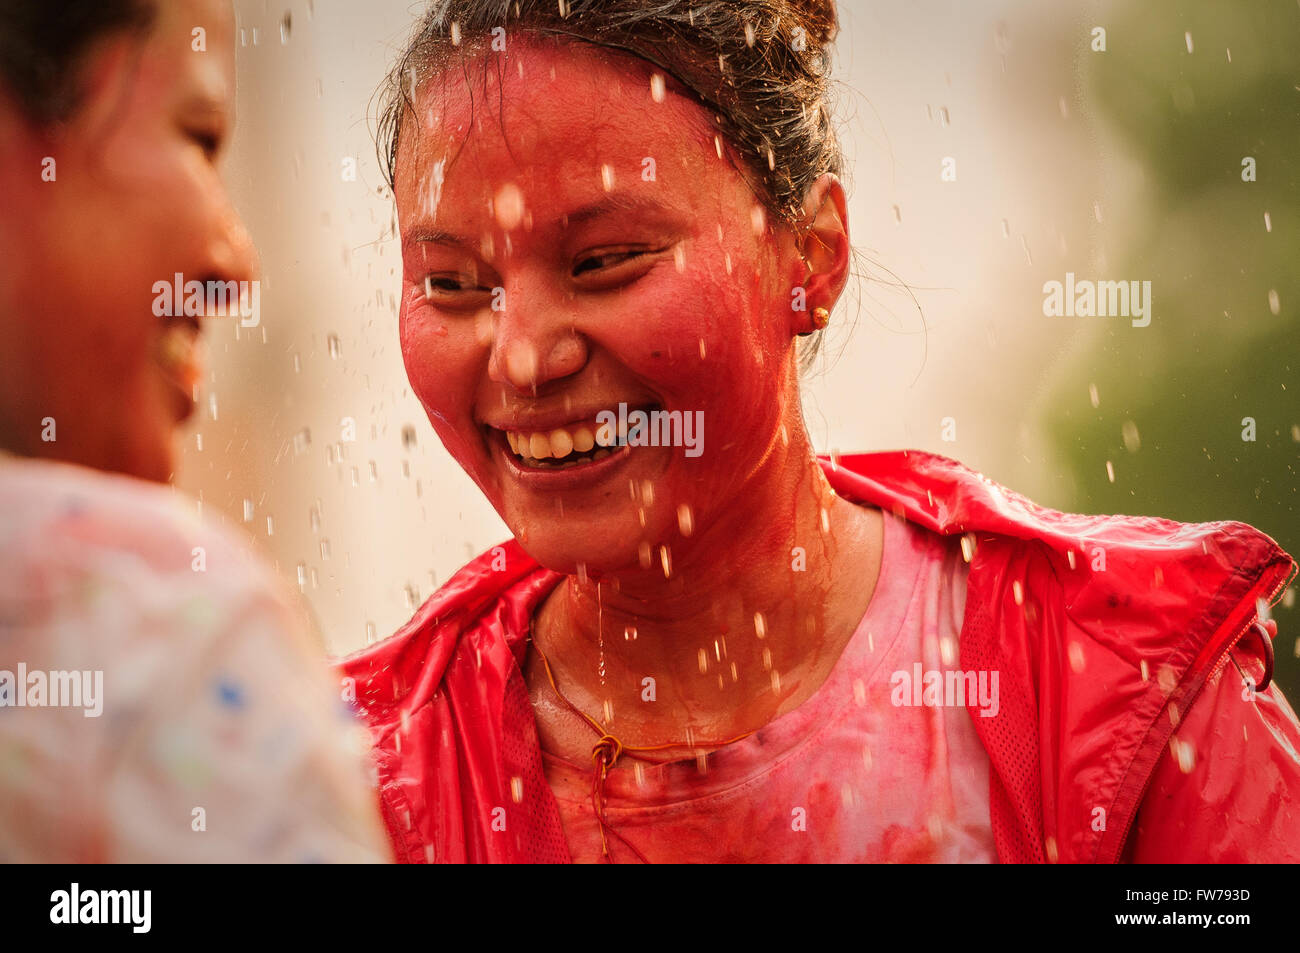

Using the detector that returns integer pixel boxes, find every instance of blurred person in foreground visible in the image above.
[339,0,1300,863]
[0,0,389,862]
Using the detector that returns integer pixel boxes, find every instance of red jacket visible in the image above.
[337,449,1300,863]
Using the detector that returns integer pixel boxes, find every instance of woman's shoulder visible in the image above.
[336,537,561,708]
[0,453,277,598]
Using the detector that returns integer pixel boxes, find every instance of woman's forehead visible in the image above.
[398,39,717,198]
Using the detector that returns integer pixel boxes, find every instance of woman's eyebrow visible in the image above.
[405,191,684,249]
[563,191,684,227]
[408,229,469,248]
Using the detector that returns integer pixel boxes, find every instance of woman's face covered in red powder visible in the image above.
[396,38,822,577]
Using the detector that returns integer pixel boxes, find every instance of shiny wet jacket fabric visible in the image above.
[337,449,1300,863]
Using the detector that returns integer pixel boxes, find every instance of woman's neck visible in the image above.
[531,431,884,748]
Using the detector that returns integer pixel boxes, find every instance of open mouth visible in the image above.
[493,404,658,471]
[155,315,204,408]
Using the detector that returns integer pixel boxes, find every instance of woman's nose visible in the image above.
[209,202,260,289]
[487,305,589,392]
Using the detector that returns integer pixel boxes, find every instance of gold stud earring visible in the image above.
[797,306,830,338]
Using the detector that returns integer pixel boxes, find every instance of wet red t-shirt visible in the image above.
[541,510,999,862]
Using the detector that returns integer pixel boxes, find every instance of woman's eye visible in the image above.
[421,275,490,307]
[573,250,643,276]
[188,129,221,159]
[572,248,663,284]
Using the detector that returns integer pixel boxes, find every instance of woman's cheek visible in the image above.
[399,297,485,457]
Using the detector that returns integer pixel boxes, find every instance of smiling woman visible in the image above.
[338,0,1300,864]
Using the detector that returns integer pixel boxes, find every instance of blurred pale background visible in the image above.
[181,1,1297,691]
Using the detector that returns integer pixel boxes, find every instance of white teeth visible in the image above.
[549,428,573,458]
[502,412,636,468]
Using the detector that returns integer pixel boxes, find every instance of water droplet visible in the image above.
[208,392,218,420]
[1105,460,1116,483]
[327,334,341,359]
[296,563,307,588]
[365,621,377,644]
[1121,420,1141,453]
[1088,383,1100,408]
[279,12,291,44]
[960,534,975,563]
[265,516,274,536]
[320,538,331,560]
[1067,641,1086,672]
[242,499,254,522]
[401,424,417,450]
[649,72,666,102]
[292,352,301,373]
[1268,289,1281,315]
[1184,31,1194,54]
[293,428,311,455]
[1264,211,1272,233]
[676,503,694,536]
[600,164,615,192]
[493,183,525,230]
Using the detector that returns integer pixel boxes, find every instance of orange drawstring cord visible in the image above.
[531,631,756,863]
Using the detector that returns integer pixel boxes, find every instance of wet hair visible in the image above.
[376,0,843,371]
[0,0,156,124]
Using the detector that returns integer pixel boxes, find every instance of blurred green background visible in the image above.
[1046,0,1299,697]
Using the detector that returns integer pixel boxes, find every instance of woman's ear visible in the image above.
[796,172,850,310]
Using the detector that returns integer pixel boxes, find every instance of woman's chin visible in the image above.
[511,527,659,580]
